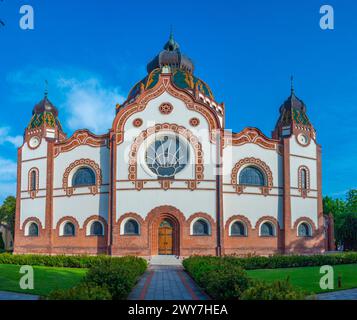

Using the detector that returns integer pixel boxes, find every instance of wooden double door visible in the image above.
[158,219,174,255]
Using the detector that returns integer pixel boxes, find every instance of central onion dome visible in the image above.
[147,32,194,74]
[122,33,214,107]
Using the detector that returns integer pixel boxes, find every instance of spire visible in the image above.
[290,75,294,95]
[164,27,179,51]
[44,80,49,98]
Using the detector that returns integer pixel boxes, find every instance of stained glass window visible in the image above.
[146,135,189,178]
[72,167,96,187]
[239,166,265,186]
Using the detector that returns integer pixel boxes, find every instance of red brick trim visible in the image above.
[117,212,144,235]
[231,157,273,195]
[255,216,280,235]
[293,217,317,236]
[113,74,221,144]
[224,127,281,153]
[145,205,186,256]
[62,158,103,196]
[27,167,39,199]
[83,215,108,236]
[128,123,204,190]
[187,212,215,236]
[297,165,310,198]
[225,215,252,236]
[54,129,108,157]
[55,216,80,236]
[22,217,44,236]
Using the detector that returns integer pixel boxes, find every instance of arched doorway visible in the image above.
[158,219,174,255]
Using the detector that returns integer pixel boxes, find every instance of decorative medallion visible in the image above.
[159,103,173,115]
[133,118,143,128]
[189,117,200,127]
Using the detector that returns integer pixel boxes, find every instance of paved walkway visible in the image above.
[0,291,39,300]
[316,288,357,300]
[128,256,208,300]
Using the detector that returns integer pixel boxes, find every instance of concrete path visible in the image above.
[0,291,39,300]
[128,256,208,300]
[316,288,357,300]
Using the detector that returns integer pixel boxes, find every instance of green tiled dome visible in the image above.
[28,96,62,130]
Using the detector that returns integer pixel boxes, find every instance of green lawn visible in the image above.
[0,264,87,297]
[247,264,357,294]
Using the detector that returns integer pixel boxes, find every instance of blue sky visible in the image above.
[0,0,356,202]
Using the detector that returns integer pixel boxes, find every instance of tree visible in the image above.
[0,196,16,236]
[324,189,357,250]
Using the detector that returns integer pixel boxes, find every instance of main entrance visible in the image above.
[158,219,173,255]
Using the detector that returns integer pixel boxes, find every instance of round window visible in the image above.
[145,135,189,178]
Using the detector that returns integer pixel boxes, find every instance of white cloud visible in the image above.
[0,127,23,148]
[58,77,125,134]
[7,66,126,135]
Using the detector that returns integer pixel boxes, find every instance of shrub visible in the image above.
[47,256,147,300]
[204,266,250,300]
[0,253,127,268]
[48,282,112,300]
[83,257,147,299]
[241,279,305,300]
[183,257,250,300]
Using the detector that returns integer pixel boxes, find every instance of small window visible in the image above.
[260,222,274,237]
[301,169,307,190]
[30,170,37,191]
[298,222,311,237]
[124,219,139,235]
[192,219,210,236]
[72,167,96,187]
[63,222,75,236]
[90,221,103,236]
[239,166,265,186]
[28,222,39,237]
[230,221,246,236]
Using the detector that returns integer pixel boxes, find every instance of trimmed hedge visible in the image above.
[0,253,135,268]
[183,253,357,300]
[183,252,357,271]
[183,257,305,300]
[241,279,305,300]
[48,256,147,300]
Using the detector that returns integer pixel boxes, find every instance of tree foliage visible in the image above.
[0,196,16,236]
[323,189,357,250]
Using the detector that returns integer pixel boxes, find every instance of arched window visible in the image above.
[30,170,37,191]
[239,166,265,186]
[72,167,96,187]
[124,219,139,235]
[260,222,275,237]
[301,169,307,190]
[28,222,39,237]
[192,219,210,236]
[230,221,246,236]
[63,222,75,236]
[298,222,312,237]
[90,221,103,236]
